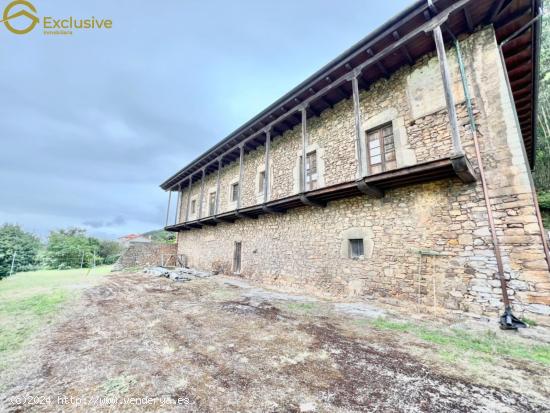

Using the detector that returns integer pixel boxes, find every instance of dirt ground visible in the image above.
[1,271,549,412]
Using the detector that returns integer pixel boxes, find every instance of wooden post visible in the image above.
[301,106,308,192]
[185,177,192,222]
[165,190,172,227]
[263,129,271,203]
[174,183,181,225]
[215,157,222,215]
[352,71,368,178]
[198,168,205,219]
[238,144,244,209]
[433,25,463,155]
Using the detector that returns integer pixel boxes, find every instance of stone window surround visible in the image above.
[189,195,198,219]
[361,108,416,174]
[255,161,273,204]
[207,186,217,216]
[293,143,326,194]
[339,227,374,260]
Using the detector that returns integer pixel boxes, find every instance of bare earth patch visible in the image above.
[1,272,549,412]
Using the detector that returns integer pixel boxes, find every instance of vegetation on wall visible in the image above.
[142,229,176,244]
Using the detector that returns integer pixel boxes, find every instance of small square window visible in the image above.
[349,239,364,258]
[190,200,196,214]
[231,182,239,202]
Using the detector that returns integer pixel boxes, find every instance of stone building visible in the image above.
[161,0,550,326]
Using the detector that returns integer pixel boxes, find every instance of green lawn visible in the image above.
[0,266,111,367]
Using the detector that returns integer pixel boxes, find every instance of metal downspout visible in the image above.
[454,39,526,329]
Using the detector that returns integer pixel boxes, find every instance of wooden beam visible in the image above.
[352,72,367,178]
[301,106,308,193]
[434,25,463,155]
[198,168,205,219]
[215,158,222,215]
[392,31,414,65]
[486,0,507,23]
[165,190,172,228]
[367,48,389,77]
[263,129,271,203]
[185,177,192,222]
[464,8,474,31]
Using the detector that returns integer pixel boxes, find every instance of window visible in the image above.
[258,170,266,194]
[349,239,364,258]
[208,192,216,215]
[231,182,239,202]
[366,124,396,174]
[190,200,196,214]
[300,151,319,191]
[233,241,242,274]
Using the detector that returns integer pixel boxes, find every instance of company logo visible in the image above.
[0,1,112,36]
[1,0,39,34]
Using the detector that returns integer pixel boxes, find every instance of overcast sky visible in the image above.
[0,0,411,239]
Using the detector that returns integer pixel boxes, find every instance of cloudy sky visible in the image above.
[0,0,411,239]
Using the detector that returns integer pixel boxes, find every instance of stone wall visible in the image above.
[115,242,178,269]
[175,27,550,322]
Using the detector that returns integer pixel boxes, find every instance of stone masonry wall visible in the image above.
[115,243,177,269]
[175,27,550,322]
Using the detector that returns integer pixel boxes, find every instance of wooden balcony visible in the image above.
[165,154,476,232]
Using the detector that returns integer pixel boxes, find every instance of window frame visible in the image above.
[208,191,217,216]
[230,182,239,203]
[190,199,196,215]
[348,238,365,259]
[365,122,395,175]
[258,170,266,195]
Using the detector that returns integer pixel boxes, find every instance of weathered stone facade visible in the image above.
[173,28,550,323]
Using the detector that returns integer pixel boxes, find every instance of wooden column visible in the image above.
[301,106,308,192]
[434,25,463,155]
[215,157,222,215]
[164,190,172,227]
[174,183,181,225]
[198,168,205,219]
[238,144,244,209]
[263,128,271,203]
[185,177,192,222]
[351,71,368,178]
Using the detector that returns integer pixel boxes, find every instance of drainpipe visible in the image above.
[454,39,526,329]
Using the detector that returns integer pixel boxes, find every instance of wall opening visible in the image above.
[233,241,242,274]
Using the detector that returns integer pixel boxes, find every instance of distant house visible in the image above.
[118,234,151,248]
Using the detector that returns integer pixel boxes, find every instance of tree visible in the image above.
[0,224,41,278]
[44,228,100,269]
[535,9,550,190]
[98,240,122,264]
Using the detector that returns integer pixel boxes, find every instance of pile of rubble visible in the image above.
[144,267,213,282]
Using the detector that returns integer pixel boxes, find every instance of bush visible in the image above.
[538,191,550,210]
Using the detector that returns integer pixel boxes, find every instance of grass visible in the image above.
[369,317,550,365]
[283,302,319,314]
[0,266,111,366]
